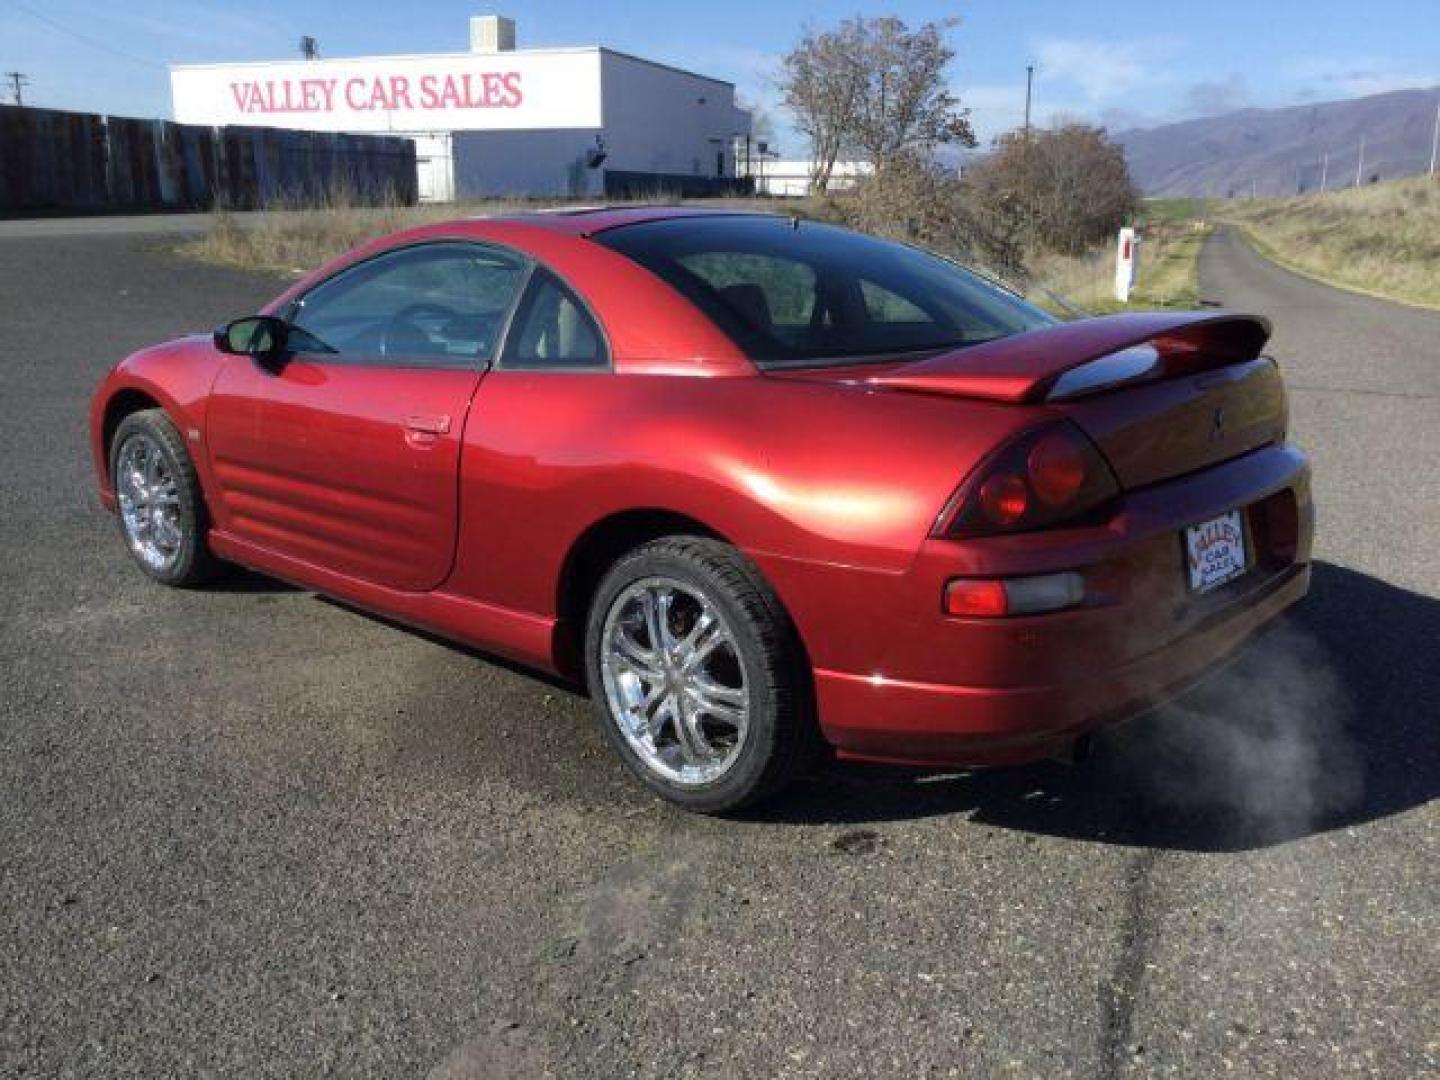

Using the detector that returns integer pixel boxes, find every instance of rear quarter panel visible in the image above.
[448,371,1042,646]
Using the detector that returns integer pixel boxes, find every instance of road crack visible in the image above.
[1098,847,1161,1079]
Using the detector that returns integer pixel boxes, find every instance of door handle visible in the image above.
[404,414,451,435]
[404,414,451,448]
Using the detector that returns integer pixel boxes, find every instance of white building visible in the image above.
[741,159,874,198]
[170,15,751,202]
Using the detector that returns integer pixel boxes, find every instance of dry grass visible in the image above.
[180,191,810,278]
[186,202,499,277]
[1222,176,1440,309]
[178,186,1214,320]
[1027,216,1211,316]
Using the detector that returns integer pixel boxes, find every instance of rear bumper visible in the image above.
[816,562,1308,765]
[755,443,1314,767]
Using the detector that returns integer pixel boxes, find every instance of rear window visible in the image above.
[595,216,1054,368]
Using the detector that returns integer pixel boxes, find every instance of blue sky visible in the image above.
[3,0,1437,150]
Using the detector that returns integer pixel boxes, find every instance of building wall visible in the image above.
[743,159,873,197]
[171,48,603,134]
[599,52,749,179]
[452,129,604,198]
[168,36,750,201]
[410,132,454,202]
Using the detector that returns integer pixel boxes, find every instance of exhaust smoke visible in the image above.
[1109,619,1364,845]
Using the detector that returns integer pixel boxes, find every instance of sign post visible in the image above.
[1114,227,1141,303]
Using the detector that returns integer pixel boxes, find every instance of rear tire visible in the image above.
[584,536,814,813]
[109,409,218,588]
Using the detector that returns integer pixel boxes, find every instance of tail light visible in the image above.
[944,572,1086,617]
[935,421,1120,538]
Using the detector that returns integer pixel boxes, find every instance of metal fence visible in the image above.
[0,105,416,213]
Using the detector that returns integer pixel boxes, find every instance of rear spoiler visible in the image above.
[864,312,1272,404]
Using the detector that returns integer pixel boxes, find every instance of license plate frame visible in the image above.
[1184,509,1249,594]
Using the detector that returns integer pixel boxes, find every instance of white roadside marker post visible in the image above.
[1114,226,1141,304]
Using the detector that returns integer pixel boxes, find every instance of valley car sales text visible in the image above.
[227,71,524,115]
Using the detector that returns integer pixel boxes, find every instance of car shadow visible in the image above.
[206,565,302,594]
[250,558,1434,853]
[753,561,1438,853]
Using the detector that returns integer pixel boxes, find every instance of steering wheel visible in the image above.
[379,302,457,357]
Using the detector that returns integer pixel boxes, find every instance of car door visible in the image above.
[206,241,529,592]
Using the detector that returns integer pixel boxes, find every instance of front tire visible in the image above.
[584,536,813,813]
[109,409,218,587]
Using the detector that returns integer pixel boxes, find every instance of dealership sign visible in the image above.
[171,50,602,132]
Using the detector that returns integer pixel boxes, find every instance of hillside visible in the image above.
[1221,176,1440,308]
[1118,87,1440,197]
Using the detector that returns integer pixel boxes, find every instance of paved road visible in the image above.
[1,222,1435,1078]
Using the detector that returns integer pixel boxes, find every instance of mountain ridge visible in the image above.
[1116,86,1440,197]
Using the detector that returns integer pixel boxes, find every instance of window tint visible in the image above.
[596,216,1055,368]
[860,279,930,323]
[678,252,817,344]
[501,269,607,369]
[290,242,527,367]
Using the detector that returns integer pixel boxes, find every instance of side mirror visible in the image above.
[214,315,289,358]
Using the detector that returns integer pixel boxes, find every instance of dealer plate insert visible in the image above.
[1185,509,1248,593]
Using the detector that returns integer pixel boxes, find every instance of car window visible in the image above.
[860,279,930,323]
[501,269,607,369]
[289,242,528,368]
[677,252,817,346]
[596,216,1056,369]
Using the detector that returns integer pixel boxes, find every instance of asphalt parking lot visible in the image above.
[1,219,1435,1078]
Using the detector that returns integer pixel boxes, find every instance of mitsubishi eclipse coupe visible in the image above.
[90,207,1312,812]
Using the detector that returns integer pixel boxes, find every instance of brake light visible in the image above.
[978,473,1028,525]
[936,421,1119,538]
[1028,431,1087,506]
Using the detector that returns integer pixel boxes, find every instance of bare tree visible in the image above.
[965,123,1138,254]
[849,17,974,170]
[836,151,1025,275]
[782,17,974,191]
[780,21,865,192]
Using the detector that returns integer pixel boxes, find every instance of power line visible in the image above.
[9,0,167,72]
[4,70,29,106]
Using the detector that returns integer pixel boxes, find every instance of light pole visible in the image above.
[1429,95,1439,177]
[1023,64,1034,139]
[4,71,29,106]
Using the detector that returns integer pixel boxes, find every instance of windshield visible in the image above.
[595,215,1055,369]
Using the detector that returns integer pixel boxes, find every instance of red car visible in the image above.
[90,207,1312,812]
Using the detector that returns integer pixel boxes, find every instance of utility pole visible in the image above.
[1429,95,1439,177]
[1023,64,1034,139]
[1320,151,1329,192]
[4,71,29,107]
[1355,134,1365,187]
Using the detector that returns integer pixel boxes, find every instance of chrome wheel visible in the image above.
[599,577,750,786]
[115,432,184,573]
